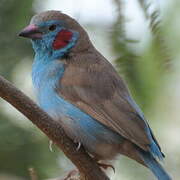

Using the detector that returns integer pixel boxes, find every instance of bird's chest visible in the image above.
[32,58,66,116]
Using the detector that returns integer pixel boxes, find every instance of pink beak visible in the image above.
[19,24,42,39]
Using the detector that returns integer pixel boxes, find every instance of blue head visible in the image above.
[18,11,91,59]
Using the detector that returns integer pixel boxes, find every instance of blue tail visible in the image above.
[139,150,171,180]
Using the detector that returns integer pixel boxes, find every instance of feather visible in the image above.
[138,149,171,180]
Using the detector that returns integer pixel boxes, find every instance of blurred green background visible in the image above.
[0,0,179,179]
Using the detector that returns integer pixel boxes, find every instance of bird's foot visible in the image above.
[97,162,115,173]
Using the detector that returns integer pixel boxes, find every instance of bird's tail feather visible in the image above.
[138,149,172,180]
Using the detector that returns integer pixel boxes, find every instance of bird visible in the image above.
[19,10,171,180]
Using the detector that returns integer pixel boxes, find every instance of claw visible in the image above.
[97,162,115,173]
[76,142,81,151]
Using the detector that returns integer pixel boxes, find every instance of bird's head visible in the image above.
[19,10,90,58]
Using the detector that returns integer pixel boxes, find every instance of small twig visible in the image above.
[29,167,38,180]
[138,0,172,68]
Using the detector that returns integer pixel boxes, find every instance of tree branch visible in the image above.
[0,75,109,180]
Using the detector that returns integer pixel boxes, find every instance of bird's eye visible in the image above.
[49,25,57,31]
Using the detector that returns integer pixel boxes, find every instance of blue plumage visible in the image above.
[139,149,171,180]
[19,10,172,180]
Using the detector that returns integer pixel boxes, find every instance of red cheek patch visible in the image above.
[53,30,73,50]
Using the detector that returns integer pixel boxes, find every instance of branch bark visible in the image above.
[0,75,109,180]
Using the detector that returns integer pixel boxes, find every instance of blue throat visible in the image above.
[32,27,79,103]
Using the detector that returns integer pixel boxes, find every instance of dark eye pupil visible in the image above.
[49,25,56,31]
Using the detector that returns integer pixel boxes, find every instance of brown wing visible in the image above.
[58,52,153,150]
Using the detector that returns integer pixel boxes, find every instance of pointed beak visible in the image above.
[18,24,42,39]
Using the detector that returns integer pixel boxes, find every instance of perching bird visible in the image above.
[19,10,171,180]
